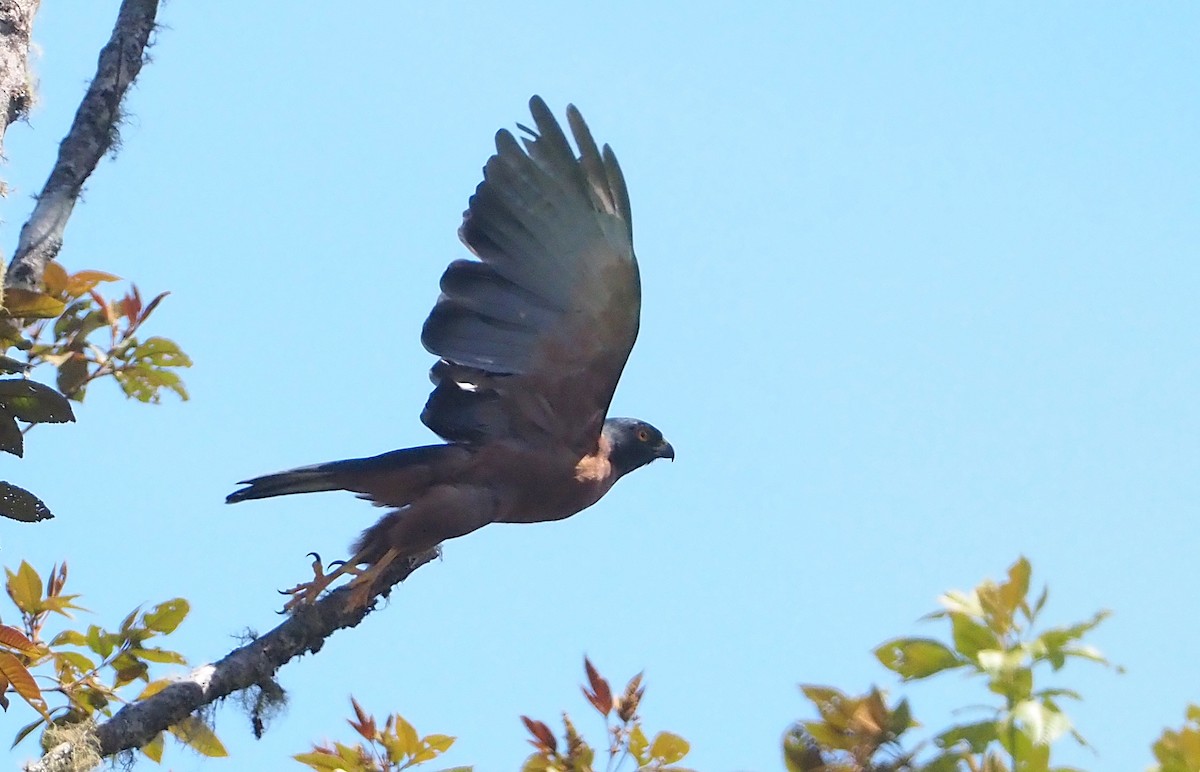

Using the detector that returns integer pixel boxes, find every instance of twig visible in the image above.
[5,0,160,291]
[23,548,440,772]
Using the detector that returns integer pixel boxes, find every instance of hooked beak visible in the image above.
[656,440,675,462]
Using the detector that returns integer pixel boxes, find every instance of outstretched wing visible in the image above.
[420,96,639,456]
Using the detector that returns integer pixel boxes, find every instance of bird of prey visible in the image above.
[227,96,673,608]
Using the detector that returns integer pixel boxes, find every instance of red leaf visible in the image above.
[124,287,143,324]
[88,289,116,327]
[348,697,376,740]
[0,624,37,655]
[0,651,48,718]
[582,656,613,716]
[520,715,557,753]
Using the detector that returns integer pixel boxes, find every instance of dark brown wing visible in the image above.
[420,96,639,456]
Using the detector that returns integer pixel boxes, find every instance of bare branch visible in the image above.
[5,0,159,292]
[0,0,40,162]
[23,549,440,772]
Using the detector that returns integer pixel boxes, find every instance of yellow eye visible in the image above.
[637,429,650,442]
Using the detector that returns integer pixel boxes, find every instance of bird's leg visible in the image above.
[279,548,403,612]
[280,552,367,612]
[343,548,400,610]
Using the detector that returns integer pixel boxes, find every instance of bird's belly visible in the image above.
[461,441,615,524]
[494,475,614,524]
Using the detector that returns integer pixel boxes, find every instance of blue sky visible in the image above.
[4,3,1197,770]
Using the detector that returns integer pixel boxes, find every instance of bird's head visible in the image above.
[602,417,674,478]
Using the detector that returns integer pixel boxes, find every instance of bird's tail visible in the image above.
[225,463,344,503]
[225,445,460,505]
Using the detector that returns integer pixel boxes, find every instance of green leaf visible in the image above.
[1002,556,1032,611]
[168,716,228,757]
[1034,611,1111,669]
[41,593,87,616]
[293,751,349,771]
[136,679,173,701]
[54,650,97,675]
[140,731,164,763]
[113,657,149,687]
[1,289,66,319]
[874,637,964,680]
[422,733,456,752]
[114,364,189,403]
[987,661,1033,702]
[0,414,23,457]
[521,755,552,772]
[951,613,999,660]
[394,714,419,757]
[56,354,89,400]
[6,561,44,608]
[0,379,75,423]
[629,724,650,764]
[143,598,190,634]
[133,647,187,665]
[0,481,52,522]
[134,337,192,367]
[85,625,114,659]
[649,731,690,764]
[49,629,87,647]
[1031,585,1049,620]
[934,720,999,753]
[887,697,916,738]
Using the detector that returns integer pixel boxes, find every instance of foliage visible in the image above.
[1150,705,1200,772]
[21,261,190,404]
[784,557,1120,772]
[784,685,917,772]
[0,560,224,763]
[294,697,464,771]
[518,657,692,772]
[0,261,188,523]
[296,660,693,772]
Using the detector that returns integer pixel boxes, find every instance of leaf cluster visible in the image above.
[1150,705,1200,772]
[22,262,190,404]
[789,557,1117,772]
[0,261,188,525]
[784,685,916,772]
[294,697,462,771]
[520,657,692,772]
[0,561,219,763]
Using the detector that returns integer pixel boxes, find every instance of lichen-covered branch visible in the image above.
[4,0,159,291]
[0,0,40,161]
[23,549,439,772]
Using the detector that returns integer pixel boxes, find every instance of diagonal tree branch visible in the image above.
[4,0,159,292]
[0,0,40,164]
[24,549,440,772]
